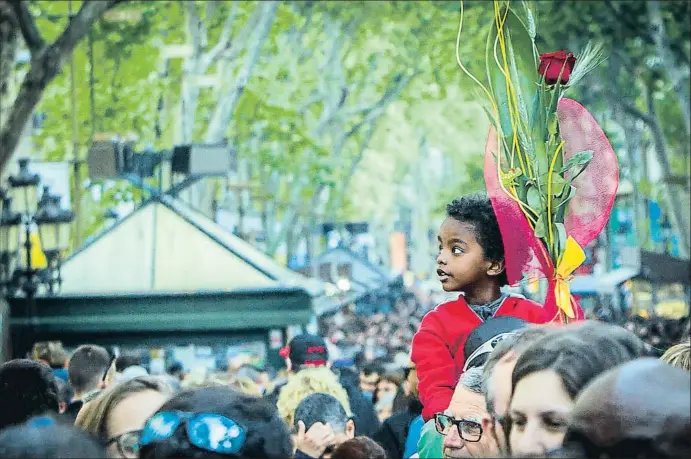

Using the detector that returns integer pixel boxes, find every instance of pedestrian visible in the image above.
[66,345,114,422]
[75,376,172,458]
[506,321,648,456]
[555,358,690,458]
[293,393,355,459]
[412,194,550,422]
[480,323,558,455]
[138,386,292,459]
[435,367,499,458]
[331,436,387,459]
[0,359,59,431]
[0,416,107,458]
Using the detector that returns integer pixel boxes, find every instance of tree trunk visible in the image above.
[182,1,277,217]
[0,1,18,133]
[643,83,690,257]
[204,2,277,142]
[0,0,118,173]
[647,0,690,139]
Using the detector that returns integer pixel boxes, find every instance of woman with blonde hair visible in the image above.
[661,341,690,371]
[75,376,173,458]
[277,366,351,428]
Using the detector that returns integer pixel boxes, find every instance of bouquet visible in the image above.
[456,0,619,323]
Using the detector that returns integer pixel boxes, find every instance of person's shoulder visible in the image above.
[501,294,550,322]
[424,296,470,318]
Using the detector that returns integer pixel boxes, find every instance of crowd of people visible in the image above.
[0,315,688,459]
[0,194,689,458]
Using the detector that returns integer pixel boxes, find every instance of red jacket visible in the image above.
[411,294,549,421]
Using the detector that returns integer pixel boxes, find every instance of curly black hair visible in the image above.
[446,193,508,285]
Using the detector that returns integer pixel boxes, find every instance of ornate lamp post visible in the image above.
[0,158,74,313]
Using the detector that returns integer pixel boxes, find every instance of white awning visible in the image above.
[596,267,640,293]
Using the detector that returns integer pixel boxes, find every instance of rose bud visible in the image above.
[538,50,577,85]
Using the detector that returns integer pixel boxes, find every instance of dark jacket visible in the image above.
[373,396,424,459]
[63,400,83,424]
[337,367,380,438]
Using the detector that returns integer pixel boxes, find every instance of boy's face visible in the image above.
[437,217,493,292]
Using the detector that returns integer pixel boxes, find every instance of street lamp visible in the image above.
[0,158,74,298]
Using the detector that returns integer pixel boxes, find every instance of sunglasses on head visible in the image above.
[140,411,246,456]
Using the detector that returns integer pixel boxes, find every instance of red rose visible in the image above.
[538,51,577,85]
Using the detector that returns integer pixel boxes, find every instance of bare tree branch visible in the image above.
[0,0,120,172]
[218,4,263,63]
[0,1,18,124]
[204,1,278,143]
[342,71,416,141]
[201,1,239,68]
[10,1,44,54]
[184,2,206,55]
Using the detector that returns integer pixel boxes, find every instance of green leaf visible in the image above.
[504,8,539,155]
[555,222,567,255]
[526,185,542,212]
[561,150,594,178]
[534,214,546,239]
[540,172,567,195]
[547,113,559,137]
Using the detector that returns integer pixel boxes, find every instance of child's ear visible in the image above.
[487,259,505,277]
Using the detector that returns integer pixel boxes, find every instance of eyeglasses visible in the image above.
[434,413,483,442]
[140,411,246,455]
[106,430,141,459]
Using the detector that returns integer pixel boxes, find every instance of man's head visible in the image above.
[463,317,529,372]
[359,362,383,398]
[481,324,558,454]
[0,416,107,458]
[294,393,355,453]
[281,334,329,373]
[31,341,68,369]
[166,361,185,381]
[437,194,507,294]
[557,358,690,458]
[54,377,74,414]
[68,345,113,397]
[439,367,498,458]
[114,354,140,373]
[0,359,60,430]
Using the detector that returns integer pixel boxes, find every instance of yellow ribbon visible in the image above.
[554,236,586,318]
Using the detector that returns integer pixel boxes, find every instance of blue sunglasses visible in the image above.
[140,411,246,455]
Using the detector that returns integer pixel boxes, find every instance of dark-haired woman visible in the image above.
[506,321,648,457]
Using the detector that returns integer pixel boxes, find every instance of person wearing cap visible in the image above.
[274,335,351,430]
[265,334,332,405]
[553,358,690,458]
[281,334,331,372]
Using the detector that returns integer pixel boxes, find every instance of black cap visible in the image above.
[280,334,329,367]
[463,316,528,371]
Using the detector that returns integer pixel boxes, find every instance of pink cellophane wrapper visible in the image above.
[483,98,618,323]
